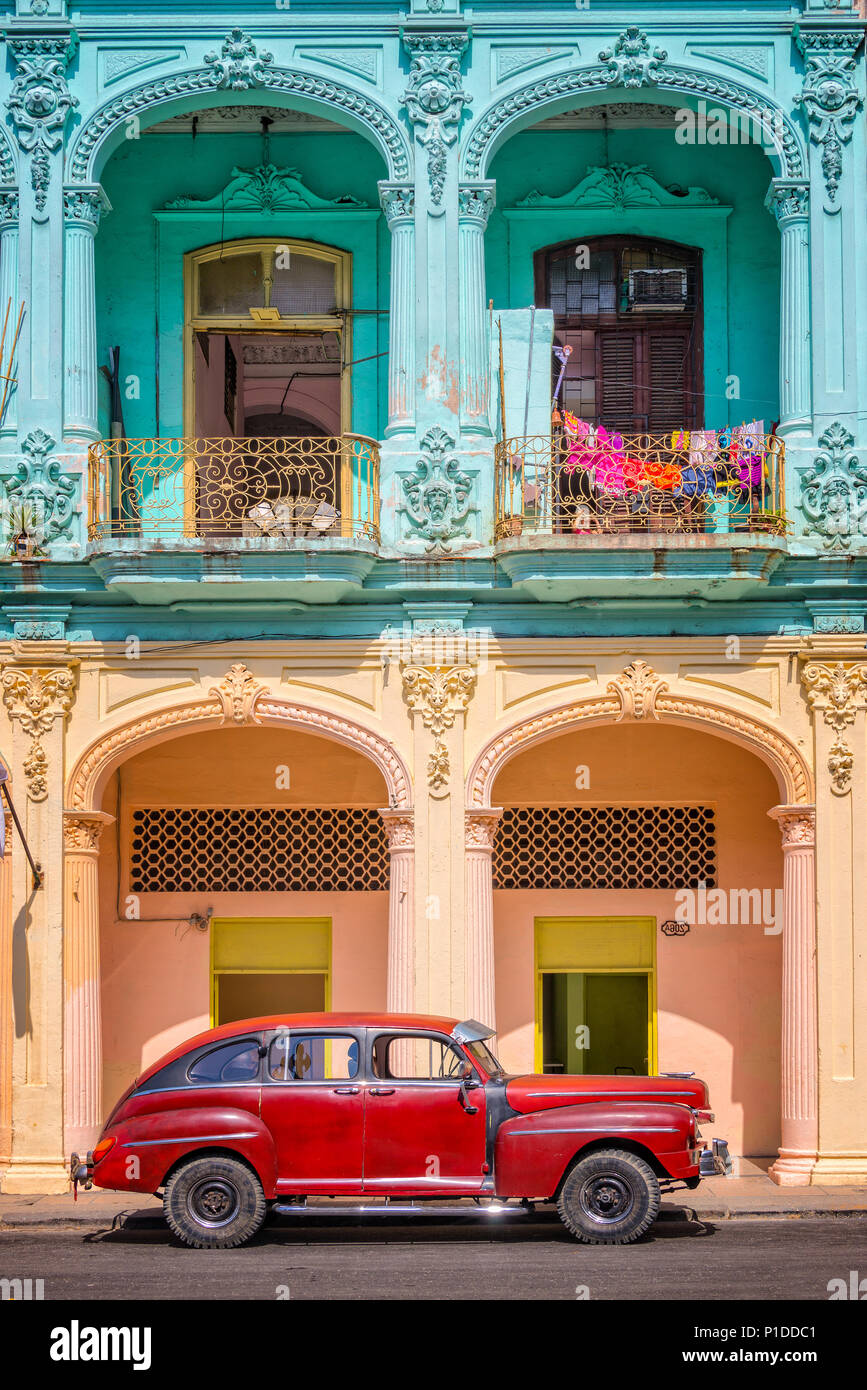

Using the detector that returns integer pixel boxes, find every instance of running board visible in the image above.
[273,1201,527,1219]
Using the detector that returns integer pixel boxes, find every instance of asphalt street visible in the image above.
[1,1213,864,1301]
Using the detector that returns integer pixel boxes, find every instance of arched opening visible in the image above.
[89,99,388,542]
[97,724,392,1107]
[487,721,786,1160]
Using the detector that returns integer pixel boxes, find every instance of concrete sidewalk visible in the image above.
[1,1175,866,1231]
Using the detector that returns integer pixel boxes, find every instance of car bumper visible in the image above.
[699,1138,732,1177]
[70,1151,93,1194]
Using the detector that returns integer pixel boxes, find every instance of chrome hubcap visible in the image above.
[579,1173,634,1224]
[187,1177,240,1229]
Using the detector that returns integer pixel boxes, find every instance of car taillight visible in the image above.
[92,1137,116,1165]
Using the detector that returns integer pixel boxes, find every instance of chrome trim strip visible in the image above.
[523,1090,696,1098]
[120,1133,259,1147]
[505,1126,681,1137]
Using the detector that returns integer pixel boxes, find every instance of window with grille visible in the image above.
[492,806,717,890]
[129,808,389,893]
[538,236,703,432]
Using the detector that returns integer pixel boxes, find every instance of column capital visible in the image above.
[0,189,19,229]
[765,179,810,226]
[378,808,415,851]
[458,182,495,227]
[768,804,816,849]
[62,809,113,855]
[63,185,110,230]
[465,807,502,852]
[378,182,415,227]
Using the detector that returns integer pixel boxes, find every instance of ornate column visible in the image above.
[767,806,818,1185]
[464,809,502,1030]
[63,187,107,446]
[401,29,471,433]
[458,183,495,433]
[6,33,78,445]
[0,654,77,1193]
[379,809,416,1013]
[63,809,113,1155]
[0,808,12,1171]
[766,181,811,429]
[0,190,20,443]
[378,184,416,435]
[800,652,867,1184]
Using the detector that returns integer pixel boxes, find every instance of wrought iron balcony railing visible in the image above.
[87,434,380,543]
[495,426,787,541]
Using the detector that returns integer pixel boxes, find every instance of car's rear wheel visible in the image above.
[557,1149,660,1245]
[164,1156,266,1249]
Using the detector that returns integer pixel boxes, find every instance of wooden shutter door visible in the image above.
[646,327,694,432]
[597,332,641,431]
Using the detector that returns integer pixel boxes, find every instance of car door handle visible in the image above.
[369,1087,395,1096]
[333,1087,360,1095]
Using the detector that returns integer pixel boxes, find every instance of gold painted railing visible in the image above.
[495,428,786,540]
[88,435,380,542]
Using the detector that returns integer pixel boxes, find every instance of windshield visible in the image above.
[466,1040,505,1078]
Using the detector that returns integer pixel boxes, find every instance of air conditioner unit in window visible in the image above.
[627,268,689,311]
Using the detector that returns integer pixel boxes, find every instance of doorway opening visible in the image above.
[211,916,331,1027]
[534,916,656,1076]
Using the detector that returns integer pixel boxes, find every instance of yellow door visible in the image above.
[534,917,657,1076]
[210,917,331,1026]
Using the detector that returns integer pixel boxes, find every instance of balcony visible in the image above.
[86,434,380,604]
[494,426,789,601]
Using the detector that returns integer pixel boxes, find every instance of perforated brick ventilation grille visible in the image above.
[130,808,389,892]
[492,805,717,890]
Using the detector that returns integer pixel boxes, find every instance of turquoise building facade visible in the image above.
[2,0,867,1195]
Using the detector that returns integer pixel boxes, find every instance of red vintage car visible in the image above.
[70,1012,730,1248]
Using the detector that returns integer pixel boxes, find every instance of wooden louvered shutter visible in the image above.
[647,328,694,431]
[597,332,640,431]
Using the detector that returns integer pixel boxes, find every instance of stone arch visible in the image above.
[66,687,412,813]
[461,62,806,182]
[66,65,412,186]
[466,684,813,810]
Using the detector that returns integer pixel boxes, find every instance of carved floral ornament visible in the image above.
[467,663,813,809]
[768,806,816,850]
[6,37,78,213]
[378,809,415,851]
[799,423,867,551]
[465,809,503,853]
[63,810,114,854]
[795,28,863,204]
[1,664,77,802]
[403,665,477,792]
[802,661,867,797]
[209,663,268,725]
[68,34,411,186]
[401,32,471,206]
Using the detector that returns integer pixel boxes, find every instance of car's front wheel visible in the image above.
[557,1149,660,1245]
[164,1155,266,1249]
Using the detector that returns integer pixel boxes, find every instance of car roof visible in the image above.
[135,1013,463,1087]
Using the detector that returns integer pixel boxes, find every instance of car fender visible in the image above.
[493,1100,694,1199]
[91,1104,278,1197]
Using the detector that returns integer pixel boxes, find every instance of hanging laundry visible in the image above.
[730,420,765,489]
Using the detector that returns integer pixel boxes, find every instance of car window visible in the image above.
[268,1033,359,1082]
[373,1034,467,1081]
[188,1039,260,1085]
